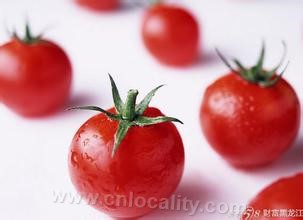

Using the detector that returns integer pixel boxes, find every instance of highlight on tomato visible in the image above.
[68,75,184,218]
[242,173,303,220]
[0,24,72,117]
[200,43,300,168]
[142,2,200,66]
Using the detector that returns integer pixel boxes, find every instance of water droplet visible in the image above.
[83,138,90,146]
[70,151,79,168]
[84,153,95,163]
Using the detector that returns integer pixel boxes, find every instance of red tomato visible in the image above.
[68,76,184,218]
[75,0,119,11]
[142,4,200,66]
[242,173,303,220]
[200,45,300,167]
[0,26,72,117]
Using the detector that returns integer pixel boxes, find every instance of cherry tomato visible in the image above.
[142,4,200,66]
[242,173,303,220]
[0,25,72,117]
[75,0,119,11]
[68,76,184,218]
[200,45,300,167]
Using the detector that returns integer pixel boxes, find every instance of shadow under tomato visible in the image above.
[160,50,220,72]
[143,174,216,220]
[195,51,219,67]
[262,139,303,175]
[234,136,303,175]
[65,92,97,109]
[179,50,220,71]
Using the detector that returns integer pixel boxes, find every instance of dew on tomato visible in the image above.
[200,44,300,168]
[68,75,184,218]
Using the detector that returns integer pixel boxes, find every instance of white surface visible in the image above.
[1,0,303,219]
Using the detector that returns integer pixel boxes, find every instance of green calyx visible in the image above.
[69,74,183,157]
[13,23,41,44]
[216,42,289,87]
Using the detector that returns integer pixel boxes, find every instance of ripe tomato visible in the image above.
[142,4,200,66]
[68,75,184,218]
[0,25,72,117]
[75,0,119,11]
[200,44,300,167]
[242,173,303,220]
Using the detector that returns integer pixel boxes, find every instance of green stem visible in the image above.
[13,23,41,44]
[122,89,138,121]
[69,75,182,157]
[216,42,288,87]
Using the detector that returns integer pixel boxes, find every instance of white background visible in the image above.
[1,0,303,219]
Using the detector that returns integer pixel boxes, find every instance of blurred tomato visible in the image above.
[242,173,303,220]
[75,0,119,11]
[142,4,200,66]
[0,25,72,117]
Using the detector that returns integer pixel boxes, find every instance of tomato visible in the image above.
[75,0,119,11]
[0,25,72,117]
[242,173,303,220]
[200,44,300,167]
[142,4,200,66]
[68,75,184,218]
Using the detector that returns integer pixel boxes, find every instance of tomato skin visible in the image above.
[0,39,72,117]
[75,0,119,11]
[200,73,300,167]
[243,173,303,220]
[142,4,200,66]
[68,107,184,218]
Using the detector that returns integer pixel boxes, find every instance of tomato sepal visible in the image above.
[216,42,289,87]
[12,23,42,45]
[67,105,120,120]
[69,74,183,157]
